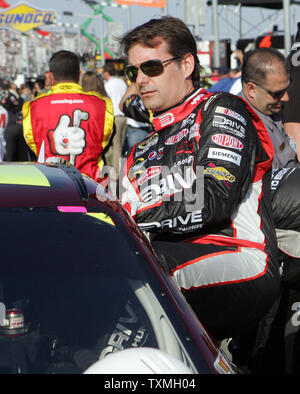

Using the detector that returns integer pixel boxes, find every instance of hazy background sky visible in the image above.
[3,0,300,48]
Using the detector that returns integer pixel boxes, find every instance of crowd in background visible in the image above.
[0,57,241,166]
[0,31,299,174]
[0,19,300,374]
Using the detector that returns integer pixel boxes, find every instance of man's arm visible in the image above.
[119,83,152,125]
[284,122,300,162]
[119,83,139,113]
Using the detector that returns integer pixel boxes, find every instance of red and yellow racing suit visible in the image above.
[23,82,114,182]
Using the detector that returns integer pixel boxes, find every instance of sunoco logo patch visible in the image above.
[0,3,55,33]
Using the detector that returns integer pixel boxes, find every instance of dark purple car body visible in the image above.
[0,162,236,374]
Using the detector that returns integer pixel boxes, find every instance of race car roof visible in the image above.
[0,162,99,208]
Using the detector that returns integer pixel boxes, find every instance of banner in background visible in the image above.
[114,0,166,7]
[0,0,10,8]
[0,3,55,33]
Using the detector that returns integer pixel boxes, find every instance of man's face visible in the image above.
[127,40,194,113]
[250,65,289,116]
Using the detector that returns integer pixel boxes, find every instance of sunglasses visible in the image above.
[250,81,289,100]
[125,57,178,83]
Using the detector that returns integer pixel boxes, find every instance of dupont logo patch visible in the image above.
[212,134,243,150]
[165,129,189,145]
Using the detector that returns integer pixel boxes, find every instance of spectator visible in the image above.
[207,68,239,93]
[19,83,33,102]
[22,50,114,182]
[119,16,280,344]
[102,62,128,175]
[1,80,32,161]
[229,50,244,95]
[240,47,299,168]
[0,100,8,162]
[81,70,107,97]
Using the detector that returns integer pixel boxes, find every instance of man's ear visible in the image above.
[181,53,195,80]
[48,72,57,86]
[244,81,256,99]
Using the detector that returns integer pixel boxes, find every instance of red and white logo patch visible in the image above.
[165,129,189,145]
[212,134,243,150]
[138,166,162,185]
[158,112,175,127]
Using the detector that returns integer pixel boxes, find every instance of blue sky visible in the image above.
[3,0,300,47]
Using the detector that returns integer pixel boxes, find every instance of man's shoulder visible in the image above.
[202,91,248,113]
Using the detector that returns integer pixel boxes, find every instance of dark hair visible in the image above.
[119,16,201,88]
[241,47,289,85]
[49,50,80,82]
[81,70,107,97]
[103,62,117,76]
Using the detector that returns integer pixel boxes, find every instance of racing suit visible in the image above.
[272,167,300,289]
[22,82,114,182]
[120,88,281,339]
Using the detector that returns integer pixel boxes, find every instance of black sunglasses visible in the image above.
[250,81,289,100]
[125,57,178,83]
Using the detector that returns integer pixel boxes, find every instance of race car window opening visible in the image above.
[129,279,198,373]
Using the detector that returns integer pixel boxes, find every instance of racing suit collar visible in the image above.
[51,82,83,94]
[152,88,210,131]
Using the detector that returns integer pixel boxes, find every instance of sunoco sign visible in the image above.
[0,3,55,33]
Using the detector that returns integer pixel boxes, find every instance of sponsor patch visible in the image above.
[189,123,201,140]
[212,134,243,150]
[157,147,164,160]
[272,167,293,180]
[212,115,245,138]
[215,106,247,125]
[191,93,206,105]
[139,210,203,231]
[203,93,222,111]
[165,129,189,145]
[204,166,236,182]
[181,113,196,128]
[208,147,242,165]
[128,157,146,180]
[136,133,158,157]
[148,151,157,160]
[173,155,194,168]
[138,133,158,150]
[138,166,162,185]
[157,112,175,127]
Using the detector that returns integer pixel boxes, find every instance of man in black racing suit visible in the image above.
[119,16,281,341]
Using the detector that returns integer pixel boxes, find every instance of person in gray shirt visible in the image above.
[240,47,300,169]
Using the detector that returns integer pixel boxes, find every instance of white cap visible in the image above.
[84,347,194,374]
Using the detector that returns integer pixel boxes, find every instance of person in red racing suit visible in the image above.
[119,16,281,340]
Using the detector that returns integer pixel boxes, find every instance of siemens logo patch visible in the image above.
[208,147,242,165]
